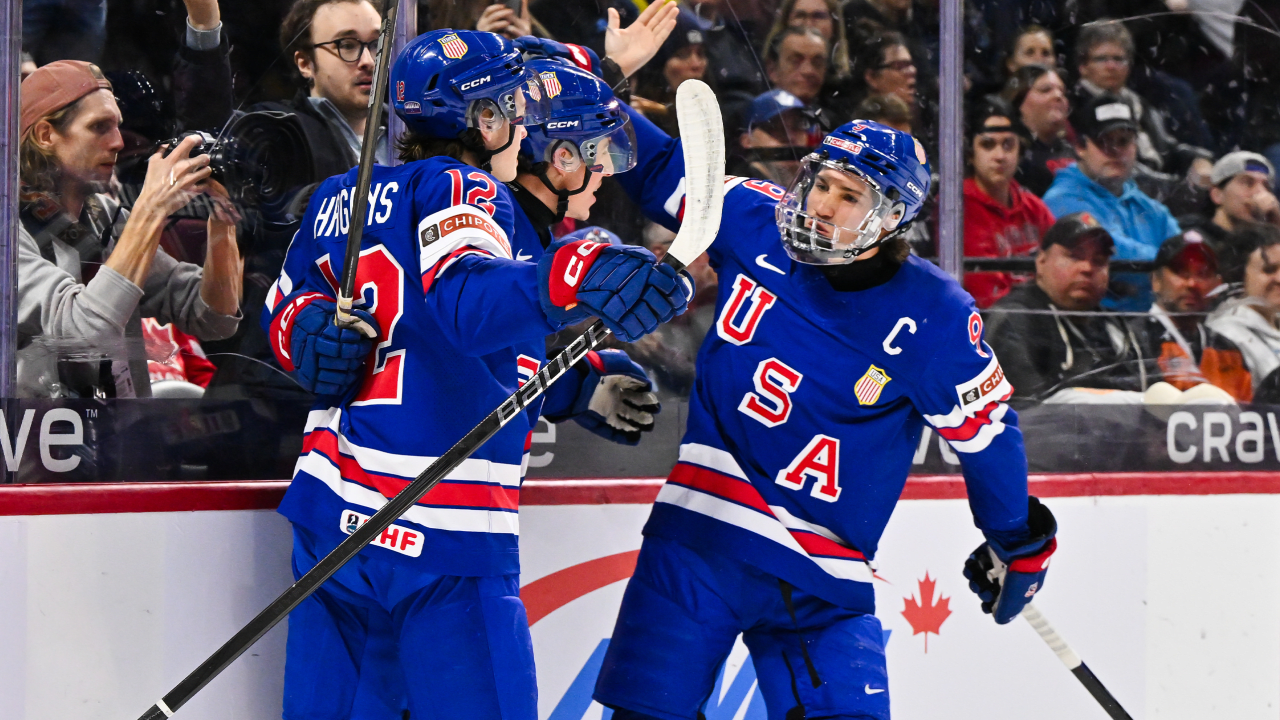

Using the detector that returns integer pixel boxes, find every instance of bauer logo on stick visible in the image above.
[855,365,891,405]
[439,33,468,59]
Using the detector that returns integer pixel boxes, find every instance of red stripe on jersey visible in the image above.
[317,255,339,294]
[668,462,772,515]
[302,429,519,510]
[934,398,1007,443]
[268,291,331,372]
[421,246,493,294]
[789,530,865,561]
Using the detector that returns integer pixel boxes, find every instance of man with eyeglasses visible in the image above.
[1072,21,1212,187]
[1043,92,1181,310]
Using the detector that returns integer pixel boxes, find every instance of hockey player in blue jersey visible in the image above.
[592,113,1058,718]
[261,29,689,720]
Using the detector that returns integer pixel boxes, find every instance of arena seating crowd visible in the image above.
[13,0,1280,476]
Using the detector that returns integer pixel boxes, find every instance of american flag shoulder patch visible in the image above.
[854,365,891,406]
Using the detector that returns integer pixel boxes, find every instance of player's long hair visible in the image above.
[396,127,487,164]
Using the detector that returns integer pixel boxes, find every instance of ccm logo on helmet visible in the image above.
[460,75,492,91]
[906,181,923,198]
[547,120,580,129]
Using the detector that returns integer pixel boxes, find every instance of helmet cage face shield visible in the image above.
[775,155,905,265]
[579,120,637,175]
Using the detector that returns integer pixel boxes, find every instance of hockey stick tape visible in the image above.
[155,699,174,717]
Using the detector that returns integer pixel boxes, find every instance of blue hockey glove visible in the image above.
[538,238,691,342]
[963,496,1057,624]
[289,298,380,397]
[541,349,660,445]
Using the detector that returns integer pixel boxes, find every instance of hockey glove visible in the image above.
[538,238,691,342]
[289,298,380,397]
[541,349,660,445]
[963,496,1058,624]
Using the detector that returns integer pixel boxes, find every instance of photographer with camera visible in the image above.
[17,61,242,398]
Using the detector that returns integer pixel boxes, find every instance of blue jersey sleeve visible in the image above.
[617,105,784,269]
[411,166,561,356]
[907,296,1031,542]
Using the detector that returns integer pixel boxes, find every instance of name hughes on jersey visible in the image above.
[313,181,402,238]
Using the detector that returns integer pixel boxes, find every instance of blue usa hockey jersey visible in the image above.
[263,157,555,577]
[618,108,1031,613]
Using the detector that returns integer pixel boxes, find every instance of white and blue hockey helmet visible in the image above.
[775,120,932,265]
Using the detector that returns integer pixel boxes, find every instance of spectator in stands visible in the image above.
[764,0,850,80]
[765,27,828,106]
[963,99,1055,308]
[684,0,768,125]
[1206,223,1280,401]
[731,89,821,185]
[1182,152,1280,275]
[843,0,934,75]
[1044,92,1180,310]
[1003,64,1073,196]
[1072,20,1212,182]
[854,93,912,134]
[985,213,1147,402]
[529,0,637,57]
[1005,25,1056,77]
[427,0,543,41]
[763,0,858,121]
[632,9,709,137]
[853,32,916,107]
[17,61,242,398]
[1138,230,1251,401]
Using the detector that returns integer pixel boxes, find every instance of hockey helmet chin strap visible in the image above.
[535,154,594,222]
[469,123,518,174]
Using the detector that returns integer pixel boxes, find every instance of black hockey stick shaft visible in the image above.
[1022,603,1133,720]
[137,318,614,719]
[335,0,399,323]
[1072,663,1133,720]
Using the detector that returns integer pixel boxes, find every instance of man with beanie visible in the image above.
[1043,92,1181,310]
[962,98,1055,308]
[18,60,242,398]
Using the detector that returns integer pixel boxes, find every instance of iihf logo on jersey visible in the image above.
[855,365,891,405]
[540,71,563,98]
[439,33,468,59]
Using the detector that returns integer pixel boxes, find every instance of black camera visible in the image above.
[163,110,314,214]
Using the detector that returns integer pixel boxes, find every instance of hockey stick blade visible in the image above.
[334,0,399,326]
[663,79,725,273]
[1022,603,1133,720]
[135,320,613,719]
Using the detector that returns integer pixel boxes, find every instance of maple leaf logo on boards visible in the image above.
[901,572,952,652]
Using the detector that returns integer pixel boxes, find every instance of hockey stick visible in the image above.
[333,0,399,327]
[135,79,723,720]
[1022,603,1134,719]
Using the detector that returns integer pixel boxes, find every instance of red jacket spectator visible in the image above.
[963,176,1055,307]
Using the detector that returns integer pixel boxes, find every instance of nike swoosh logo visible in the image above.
[516,250,533,261]
[865,685,885,695]
[755,254,786,275]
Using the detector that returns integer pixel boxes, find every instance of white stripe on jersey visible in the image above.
[296,451,520,535]
[656,482,873,583]
[678,442,748,479]
[304,407,523,486]
[947,402,1011,453]
[769,503,847,545]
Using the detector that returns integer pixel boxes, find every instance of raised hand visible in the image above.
[604,0,680,78]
